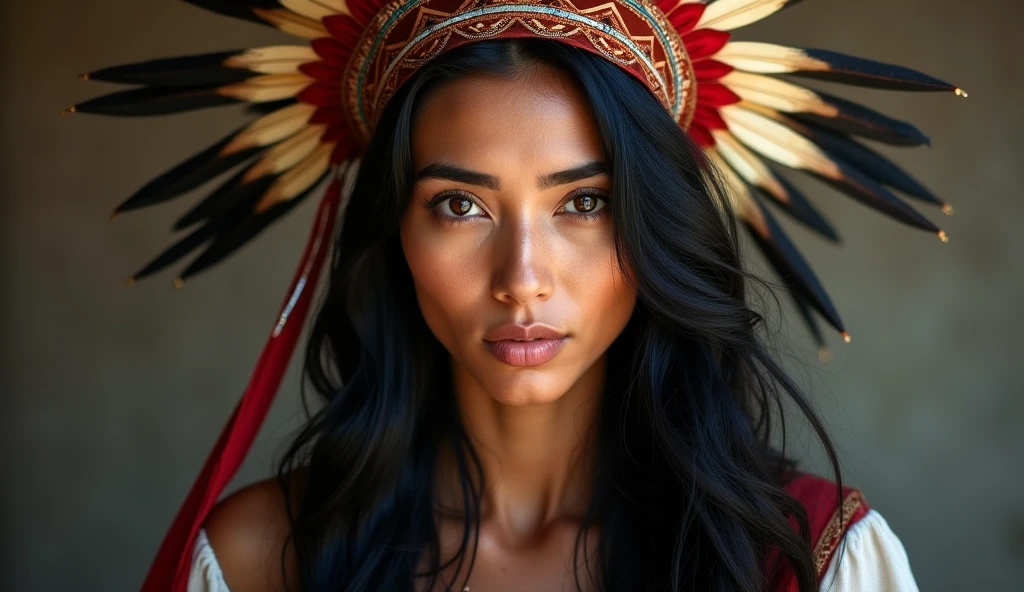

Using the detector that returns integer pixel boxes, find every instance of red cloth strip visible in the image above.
[139,178,343,591]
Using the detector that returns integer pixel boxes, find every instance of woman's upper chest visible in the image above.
[416,517,601,592]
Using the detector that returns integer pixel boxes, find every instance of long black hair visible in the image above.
[277,38,842,592]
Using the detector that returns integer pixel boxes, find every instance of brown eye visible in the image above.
[434,194,482,218]
[449,197,473,216]
[574,195,596,212]
[563,192,607,215]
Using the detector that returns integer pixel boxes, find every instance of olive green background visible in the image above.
[2,0,1021,590]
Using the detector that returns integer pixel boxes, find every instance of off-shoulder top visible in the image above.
[186,508,919,591]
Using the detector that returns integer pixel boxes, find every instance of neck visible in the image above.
[434,354,605,545]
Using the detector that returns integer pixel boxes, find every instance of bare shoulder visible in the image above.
[203,470,307,591]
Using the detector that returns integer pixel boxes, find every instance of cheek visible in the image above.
[399,220,487,350]
[563,226,636,342]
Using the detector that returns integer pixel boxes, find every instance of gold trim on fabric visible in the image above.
[812,490,865,577]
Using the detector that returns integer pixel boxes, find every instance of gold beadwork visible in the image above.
[813,490,865,577]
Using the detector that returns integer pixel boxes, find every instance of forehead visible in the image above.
[411,70,604,172]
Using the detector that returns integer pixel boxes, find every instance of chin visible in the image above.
[482,369,576,407]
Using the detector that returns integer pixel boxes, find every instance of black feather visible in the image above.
[130,218,223,280]
[754,167,840,242]
[756,108,943,206]
[814,164,940,232]
[114,127,263,214]
[792,48,957,92]
[180,0,281,26]
[73,86,239,116]
[174,169,276,230]
[744,195,845,334]
[797,123,942,206]
[792,91,930,146]
[85,51,257,87]
[788,291,826,351]
[179,173,327,279]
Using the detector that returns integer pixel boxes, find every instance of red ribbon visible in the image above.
[140,178,342,591]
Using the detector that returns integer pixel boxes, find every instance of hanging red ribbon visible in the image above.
[140,178,343,591]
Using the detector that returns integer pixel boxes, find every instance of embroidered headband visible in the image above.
[344,0,697,141]
[65,0,963,589]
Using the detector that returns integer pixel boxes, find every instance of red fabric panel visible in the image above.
[769,472,872,591]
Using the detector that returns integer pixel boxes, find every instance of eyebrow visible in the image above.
[414,160,607,191]
[538,160,608,189]
[414,162,500,190]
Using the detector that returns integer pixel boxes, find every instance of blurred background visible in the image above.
[1,0,1020,590]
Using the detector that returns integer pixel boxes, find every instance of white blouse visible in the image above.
[188,509,918,591]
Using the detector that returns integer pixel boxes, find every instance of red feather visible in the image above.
[299,61,342,84]
[697,82,741,107]
[693,105,728,130]
[320,124,349,143]
[311,37,351,66]
[667,3,707,33]
[323,15,364,49]
[688,122,715,147]
[347,0,390,26]
[331,141,355,163]
[297,82,342,106]
[693,59,733,81]
[310,105,345,125]
[682,29,731,60]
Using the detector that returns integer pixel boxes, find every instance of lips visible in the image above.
[483,323,568,366]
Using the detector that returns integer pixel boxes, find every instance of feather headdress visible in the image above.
[66,0,962,588]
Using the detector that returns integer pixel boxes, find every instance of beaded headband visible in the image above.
[66,0,963,588]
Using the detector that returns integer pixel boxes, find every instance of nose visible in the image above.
[490,217,555,306]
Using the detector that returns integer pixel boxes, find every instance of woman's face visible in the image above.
[399,67,637,406]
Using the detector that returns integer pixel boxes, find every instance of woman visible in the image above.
[194,39,916,591]
[69,0,958,590]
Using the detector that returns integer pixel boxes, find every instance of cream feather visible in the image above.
[715,42,826,74]
[720,105,841,177]
[243,124,328,182]
[282,0,350,20]
[711,129,788,203]
[254,8,330,38]
[216,73,315,102]
[718,71,837,116]
[257,143,335,211]
[696,0,792,32]
[223,46,320,75]
[705,150,766,234]
[222,103,318,155]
